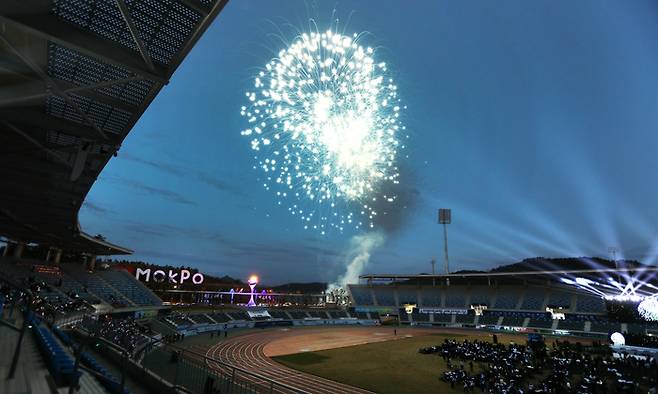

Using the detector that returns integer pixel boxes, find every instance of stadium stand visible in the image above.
[0,260,162,314]
[444,293,465,308]
[589,321,622,334]
[557,318,585,331]
[496,311,526,327]
[412,311,430,322]
[419,288,441,307]
[469,287,491,306]
[289,311,310,319]
[61,264,132,307]
[308,310,328,319]
[328,310,348,318]
[349,286,374,305]
[493,288,519,310]
[547,290,572,308]
[28,313,79,387]
[373,287,395,306]
[95,269,162,306]
[478,313,501,325]
[397,287,418,306]
[268,310,290,320]
[576,294,606,313]
[455,314,474,325]
[80,315,151,354]
[520,288,545,310]
[352,311,368,319]
[399,308,409,322]
[626,323,646,335]
[527,313,553,329]
[431,313,452,323]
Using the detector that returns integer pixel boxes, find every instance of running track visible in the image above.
[181,326,597,393]
[189,328,381,394]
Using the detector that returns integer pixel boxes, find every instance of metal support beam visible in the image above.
[178,0,211,16]
[0,108,120,142]
[168,0,229,75]
[0,55,144,94]
[1,121,73,168]
[0,13,168,83]
[115,0,155,72]
[0,77,139,112]
[0,34,109,140]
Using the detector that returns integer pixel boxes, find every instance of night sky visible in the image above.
[81,0,658,285]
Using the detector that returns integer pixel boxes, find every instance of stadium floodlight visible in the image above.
[438,209,451,275]
[608,246,622,284]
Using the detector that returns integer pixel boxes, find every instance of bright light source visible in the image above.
[603,294,644,302]
[575,277,593,286]
[638,297,658,322]
[610,332,625,346]
[248,275,259,285]
[241,26,406,232]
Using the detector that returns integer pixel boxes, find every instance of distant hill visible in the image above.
[489,257,644,273]
[271,282,327,293]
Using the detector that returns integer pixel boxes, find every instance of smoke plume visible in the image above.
[330,231,385,290]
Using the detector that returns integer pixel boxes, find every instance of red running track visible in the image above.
[193,329,376,394]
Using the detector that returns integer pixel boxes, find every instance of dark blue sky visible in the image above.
[81,0,658,284]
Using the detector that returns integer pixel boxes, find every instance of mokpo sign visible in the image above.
[135,268,204,284]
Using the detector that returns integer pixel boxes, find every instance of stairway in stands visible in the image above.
[0,320,51,394]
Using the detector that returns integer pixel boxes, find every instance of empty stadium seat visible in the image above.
[521,289,545,311]
[469,288,491,306]
[372,288,395,306]
[420,289,441,307]
[397,288,418,305]
[547,291,572,308]
[29,315,80,387]
[576,295,606,313]
[493,288,518,309]
[348,286,374,305]
[444,293,465,308]
[455,314,474,324]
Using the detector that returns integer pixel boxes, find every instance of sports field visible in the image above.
[273,330,532,394]
[176,326,598,393]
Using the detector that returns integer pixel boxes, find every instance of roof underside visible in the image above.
[0,0,228,255]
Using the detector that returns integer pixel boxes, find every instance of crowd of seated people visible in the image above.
[622,333,658,349]
[0,276,92,321]
[421,338,657,393]
[80,315,152,354]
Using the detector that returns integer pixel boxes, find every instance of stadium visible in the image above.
[2,1,658,394]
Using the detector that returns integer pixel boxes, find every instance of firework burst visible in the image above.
[241,26,406,233]
[638,296,658,322]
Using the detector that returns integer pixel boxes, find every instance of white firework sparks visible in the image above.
[241,27,406,233]
[638,296,658,322]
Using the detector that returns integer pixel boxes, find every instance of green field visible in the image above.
[274,332,494,394]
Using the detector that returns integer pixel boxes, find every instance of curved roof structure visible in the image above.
[0,0,228,255]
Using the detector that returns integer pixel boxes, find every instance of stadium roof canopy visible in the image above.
[0,0,228,255]
[360,267,658,281]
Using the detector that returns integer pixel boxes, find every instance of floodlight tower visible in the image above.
[438,209,451,276]
[431,258,436,286]
[608,247,622,285]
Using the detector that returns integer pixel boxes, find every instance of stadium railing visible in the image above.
[142,343,305,394]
